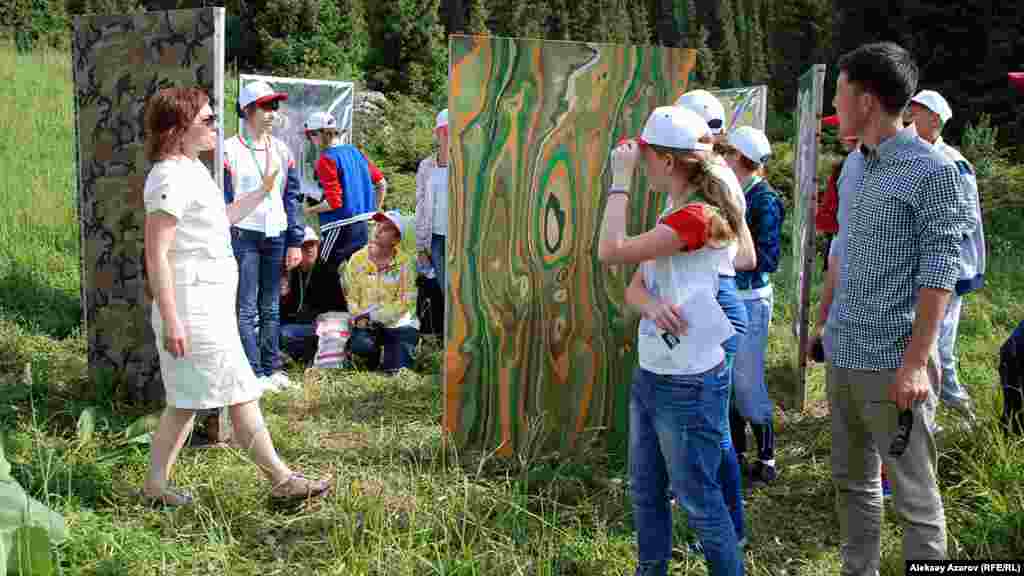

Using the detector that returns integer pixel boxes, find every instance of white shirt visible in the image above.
[224,134,291,237]
[430,164,448,236]
[708,161,746,276]
[637,206,735,375]
[144,157,236,281]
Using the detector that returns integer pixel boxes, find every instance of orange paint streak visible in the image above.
[449,37,492,136]
[499,364,513,458]
[574,339,596,435]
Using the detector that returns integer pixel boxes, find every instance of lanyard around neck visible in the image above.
[241,125,270,179]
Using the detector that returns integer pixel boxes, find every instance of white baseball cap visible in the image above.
[436,109,448,129]
[304,111,337,131]
[911,90,952,124]
[727,126,772,165]
[634,106,713,152]
[238,79,288,109]
[372,210,408,239]
[674,90,726,134]
[302,226,319,244]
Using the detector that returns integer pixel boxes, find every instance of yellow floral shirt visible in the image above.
[339,247,418,329]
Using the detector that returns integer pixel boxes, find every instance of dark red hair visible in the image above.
[144,87,209,162]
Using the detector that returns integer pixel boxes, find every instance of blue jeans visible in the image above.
[937,294,973,414]
[717,276,748,542]
[276,323,315,370]
[231,228,285,378]
[733,293,774,424]
[731,293,776,462]
[431,234,446,299]
[349,325,420,372]
[630,365,744,576]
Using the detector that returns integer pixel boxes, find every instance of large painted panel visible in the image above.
[445,35,696,457]
[708,85,768,133]
[789,64,826,409]
[73,8,225,402]
[237,74,354,205]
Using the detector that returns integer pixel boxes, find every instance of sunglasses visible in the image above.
[258,100,281,111]
[195,114,218,128]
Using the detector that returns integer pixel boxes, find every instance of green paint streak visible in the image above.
[449,35,695,459]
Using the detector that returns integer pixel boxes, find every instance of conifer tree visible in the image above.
[716,0,742,87]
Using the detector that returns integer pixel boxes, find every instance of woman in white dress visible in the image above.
[141,87,330,507]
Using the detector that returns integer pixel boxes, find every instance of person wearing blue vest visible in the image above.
[723,126,784,485]
[303,111,388,312]
[908,90,985,425]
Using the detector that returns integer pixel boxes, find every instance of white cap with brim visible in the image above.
[436,109,448,129]
[239,80,288,109]
[727,126,772,165]
[303,226,319,244]
[674,90,727,135]
[372,210,407,239]
[911,90,952,124]
[635,106,713,152]
[304,111,337,131]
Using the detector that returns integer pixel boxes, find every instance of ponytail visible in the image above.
[685,159,743,247]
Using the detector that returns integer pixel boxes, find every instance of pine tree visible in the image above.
[743,0,769,83]
[690,23,717,88]
[716,0,742,87]
[628,0,651,44]
[465,0,490,34]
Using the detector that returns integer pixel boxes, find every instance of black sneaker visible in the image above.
[737,453,750,477]
[750,460,777,485]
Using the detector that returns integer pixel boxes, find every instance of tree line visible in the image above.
[4,0,1022,156]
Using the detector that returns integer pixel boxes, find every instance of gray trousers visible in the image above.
[827,351,947,575]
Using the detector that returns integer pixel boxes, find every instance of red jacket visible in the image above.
[815,161,842,234]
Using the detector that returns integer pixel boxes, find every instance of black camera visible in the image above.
[889,409,914,458]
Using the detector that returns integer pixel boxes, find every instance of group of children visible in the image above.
[597,90,784,576]
[220,79,440,385]
[224,78,784,574]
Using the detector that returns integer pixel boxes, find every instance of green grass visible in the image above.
[2,43,1024,575]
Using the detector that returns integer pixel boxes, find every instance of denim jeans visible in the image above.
[431,234,446,300]
[349,325,420,372]
[231,228,285,378]
[731,293,776,461]
[717,276,748,542]
[937,294,973,414]
[276,323,315,370]
[630,365,744,576]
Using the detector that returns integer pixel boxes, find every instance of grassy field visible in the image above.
[1,43,1023,575]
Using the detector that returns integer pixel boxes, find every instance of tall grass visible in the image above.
[0,44,79,338]
[1,41,1023,575]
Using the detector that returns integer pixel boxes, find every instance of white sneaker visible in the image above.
[269,372,294,390]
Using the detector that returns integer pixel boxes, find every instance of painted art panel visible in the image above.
[73,8,225,402]
[445,35,696,457]
[789,64,826,409]
[237,74,354,206]
[708,85,768,133]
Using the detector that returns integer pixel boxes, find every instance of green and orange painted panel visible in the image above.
[445,35,696,458]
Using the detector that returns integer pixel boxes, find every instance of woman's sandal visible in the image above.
[269,473,331,505]
[135,485,194,509]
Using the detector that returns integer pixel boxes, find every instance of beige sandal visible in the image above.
[269,473,331,504]
[136,485,194,508]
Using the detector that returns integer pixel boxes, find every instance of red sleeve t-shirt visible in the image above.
[660,203,714,252]
[315,150,385,210]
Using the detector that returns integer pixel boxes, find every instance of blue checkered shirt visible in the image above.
[831,129,970,371]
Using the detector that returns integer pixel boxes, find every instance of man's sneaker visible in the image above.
[749,460,777,485]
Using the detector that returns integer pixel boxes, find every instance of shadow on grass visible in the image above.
[0,254,79,339]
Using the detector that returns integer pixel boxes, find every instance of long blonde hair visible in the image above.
[650,145,743,248]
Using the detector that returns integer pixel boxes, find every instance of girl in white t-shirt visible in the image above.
[597,106,745,576]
